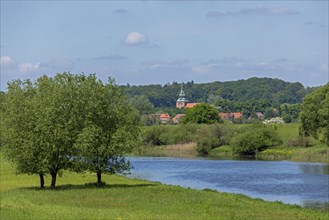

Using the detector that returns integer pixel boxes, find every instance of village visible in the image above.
[157,84,264,124]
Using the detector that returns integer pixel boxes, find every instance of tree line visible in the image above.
[121,77,313,108]
[122,77,316,122]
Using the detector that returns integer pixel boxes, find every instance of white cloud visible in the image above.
[1,56,14,67]
[18,62,40,73]
[123,32,149,45]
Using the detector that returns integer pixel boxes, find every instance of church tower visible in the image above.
[176,84,189,109]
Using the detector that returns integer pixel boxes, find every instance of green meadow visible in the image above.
[1,155,328,220]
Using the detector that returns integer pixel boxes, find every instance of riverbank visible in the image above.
[134,142,329,163]
[135,123,329,163]
[1,156,328,219]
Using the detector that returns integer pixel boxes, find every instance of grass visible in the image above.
[1,155,328,219]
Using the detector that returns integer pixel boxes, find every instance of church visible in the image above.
[176,84,198,109]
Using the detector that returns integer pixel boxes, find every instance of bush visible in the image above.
[141,124,200,146]
[287,137,311,147]
[142,126,167,146]
[231,125,282,156]
[159,124,200,145]
[196,124,233,155]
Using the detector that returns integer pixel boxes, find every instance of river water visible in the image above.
[127,157,329,208]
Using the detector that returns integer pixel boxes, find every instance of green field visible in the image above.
[1,155,328,220]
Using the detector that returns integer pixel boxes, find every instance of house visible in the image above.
[172,114,185,124]
[185,103,198,108]
[256,112,265,119]
[220,112,243,120]
[159,113,171,124]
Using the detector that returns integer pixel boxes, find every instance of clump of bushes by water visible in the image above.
[231,125,282,156]
[196,124,234,155]
[141,124,200,146]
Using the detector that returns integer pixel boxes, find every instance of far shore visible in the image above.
[133,142,329,164]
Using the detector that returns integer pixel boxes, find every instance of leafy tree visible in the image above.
[181,103,222,124]
[74,76,140,187]
[300,83,329,145]
[2,80,48,188]
[3,73,140,188]
[231,125,282,156]
[129,95,154,116]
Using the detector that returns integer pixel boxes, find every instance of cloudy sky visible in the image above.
[1,1,328,90]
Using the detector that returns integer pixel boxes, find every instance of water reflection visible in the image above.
[299,163,329,175]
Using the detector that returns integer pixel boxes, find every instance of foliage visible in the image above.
[196,124,233,155]
[2,79,49,187]
[231,125,282,156]
[2,73,139,188]
[181,103,222,124]
[300,83,329,145]
[122,77,309,109]
[73,76,140,187]
[280,103,301,123]
[129,95,154,116]
[141,124,199,146]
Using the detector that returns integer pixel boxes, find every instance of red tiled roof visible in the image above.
[159,113,171,119]
[185,103,199,108]
[220,112,243,119]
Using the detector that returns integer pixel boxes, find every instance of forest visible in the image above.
[121,77,314,108]
[121,77,316,122]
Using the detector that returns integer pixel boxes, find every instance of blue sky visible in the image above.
[1,1,328,90]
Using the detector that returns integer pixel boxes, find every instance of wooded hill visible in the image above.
[121,77,314,108]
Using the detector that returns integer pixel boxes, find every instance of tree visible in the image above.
[74,76,140,187]
[300,83,329,145]
[2,73,140,188]
[181,103,222,124]
[129,95,154,116]
[2,80,48,188]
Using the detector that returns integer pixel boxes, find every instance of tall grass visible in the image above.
[1,155,328,219]
[134,142,197,158]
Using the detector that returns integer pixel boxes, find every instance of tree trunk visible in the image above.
[97,172,102,187]
[39,173,45,188]
[51,172,57,189]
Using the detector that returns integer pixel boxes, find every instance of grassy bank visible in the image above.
[1,156,328,219]
[136,123,329,163]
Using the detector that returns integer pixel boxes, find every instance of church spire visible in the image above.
[179,83,185,97]
[176,83,189,108]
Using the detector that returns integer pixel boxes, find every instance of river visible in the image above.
[127,157,329,208]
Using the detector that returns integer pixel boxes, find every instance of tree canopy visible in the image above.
[121,77,309,109]
[2,73,140,188]
[300,83,329,145]
[181,103,222,124]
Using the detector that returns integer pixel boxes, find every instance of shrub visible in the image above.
[263,117,285,124]
[142,126,167,146]
[196,124,233,155]
[141,124,201,146]
[287,137,311,147]
[231,125,282,156]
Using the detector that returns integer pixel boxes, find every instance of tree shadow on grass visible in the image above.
[21,182,158,191]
